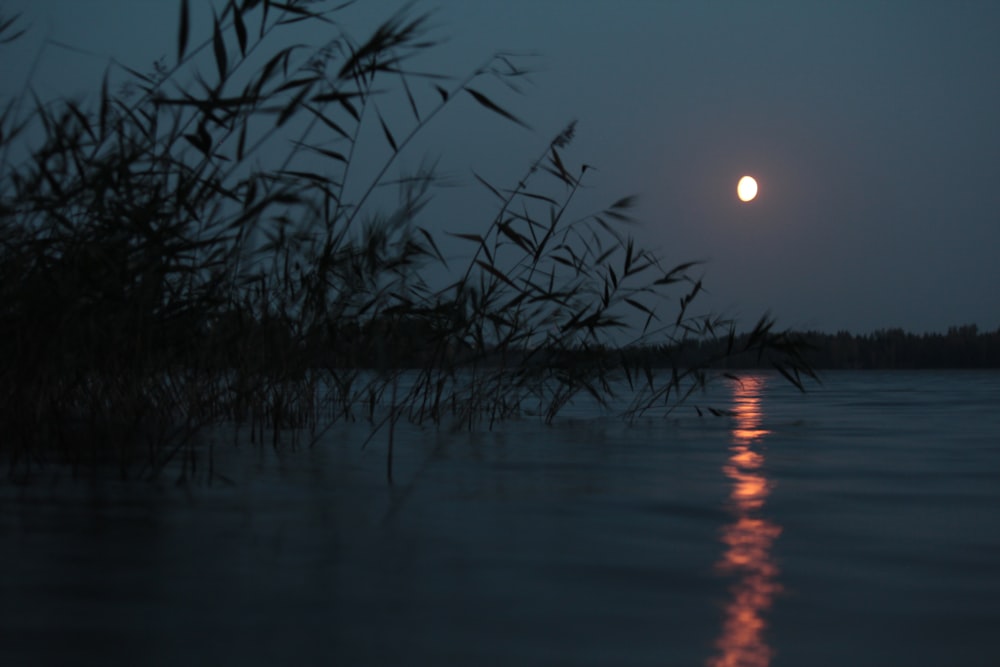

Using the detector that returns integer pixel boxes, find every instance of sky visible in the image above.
[2,0,999,335]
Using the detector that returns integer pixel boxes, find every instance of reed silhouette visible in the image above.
[0,1,814,480]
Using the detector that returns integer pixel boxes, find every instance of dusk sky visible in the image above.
[3,0,999,334]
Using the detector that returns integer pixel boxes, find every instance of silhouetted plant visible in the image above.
[0,1,814,481]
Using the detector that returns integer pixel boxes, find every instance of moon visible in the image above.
[737,176,758,202]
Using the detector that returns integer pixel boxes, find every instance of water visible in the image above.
[3,371,1000,666]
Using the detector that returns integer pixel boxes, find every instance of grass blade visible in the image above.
[464,88,530,130]
[178,0,190,63]
[99,70,110,138]
[232,0,248,56]
[476,260,518,289]
[213,12,228,82]
[376,107,397,152]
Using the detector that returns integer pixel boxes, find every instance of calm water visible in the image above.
[3,371,1000,666]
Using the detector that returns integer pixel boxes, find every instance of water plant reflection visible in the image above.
[707,376,783,667]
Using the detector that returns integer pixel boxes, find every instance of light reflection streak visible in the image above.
[707,376,783,667]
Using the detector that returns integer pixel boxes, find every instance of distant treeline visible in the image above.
[203,318,999,371]
[654,325,1000,370]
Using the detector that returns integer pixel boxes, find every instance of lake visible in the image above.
[3,371,999,666]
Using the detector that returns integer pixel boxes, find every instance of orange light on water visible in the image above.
[732,426,771,442]
[707,377,782,667]
[727,466,771,512]
[730,448,764,469]
[731,387,770,444]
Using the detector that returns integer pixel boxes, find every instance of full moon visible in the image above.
[737,175,758,202]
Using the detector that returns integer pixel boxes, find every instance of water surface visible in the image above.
[2,371,999,665]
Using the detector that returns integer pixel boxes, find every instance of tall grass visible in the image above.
[0,1,814,480]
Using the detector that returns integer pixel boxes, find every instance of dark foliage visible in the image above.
[0,1,814,480]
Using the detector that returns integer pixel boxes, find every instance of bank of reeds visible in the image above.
[0,1,814,480]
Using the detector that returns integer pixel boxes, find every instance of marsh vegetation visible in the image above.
[0,1,813,480]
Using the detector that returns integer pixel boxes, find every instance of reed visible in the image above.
[0,1,814,480]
